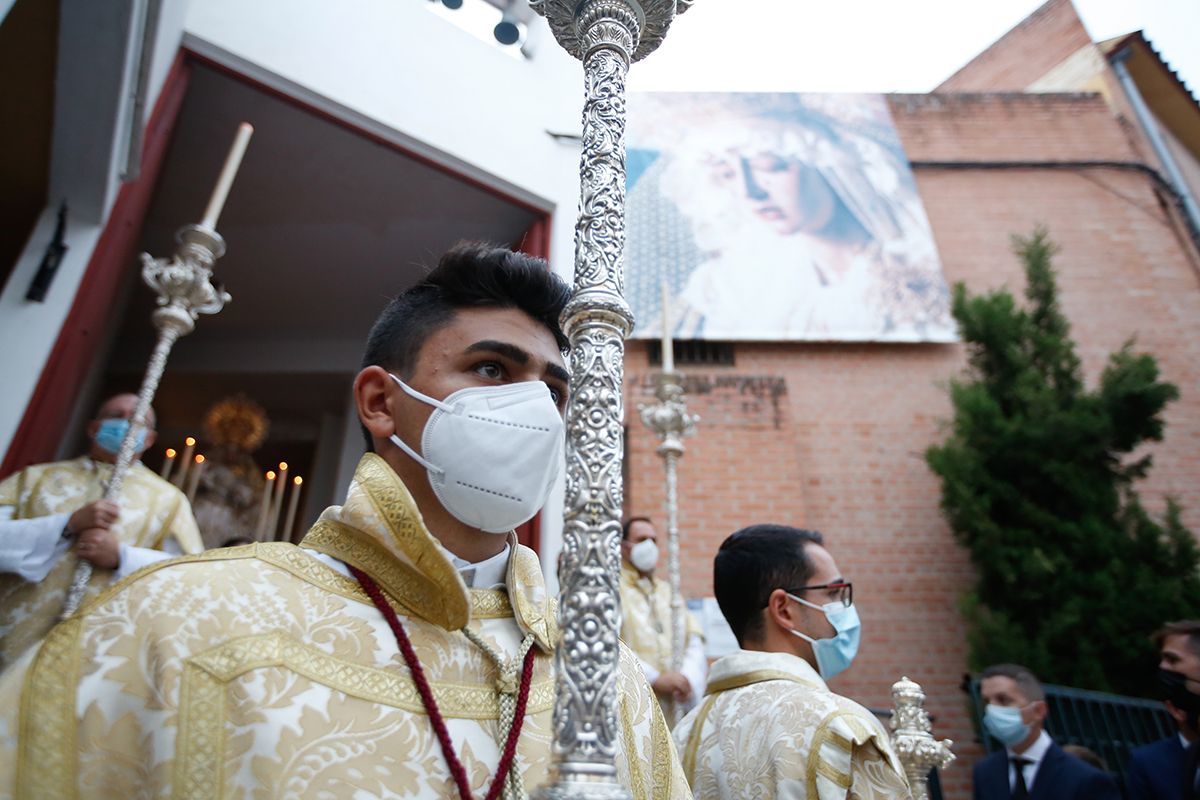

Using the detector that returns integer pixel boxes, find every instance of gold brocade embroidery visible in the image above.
[471,589,513,619]
[619,686,646,800]
[649,695,675,800]
[17,616,83,800]
[704,668,820,695]
[807,710,855,798]
[355,454,469,629]
[682,694,719,783]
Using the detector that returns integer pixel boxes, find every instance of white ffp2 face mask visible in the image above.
[388,374,564,533]
[629,539,659,572]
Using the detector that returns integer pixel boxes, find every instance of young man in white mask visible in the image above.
[973,663,1119,799]
[618,516,707,719]
[0,244,689,799]
[674,523,910,799]
[0,393,202,669]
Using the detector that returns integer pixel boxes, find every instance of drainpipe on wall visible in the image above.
[1111,46,1200,246]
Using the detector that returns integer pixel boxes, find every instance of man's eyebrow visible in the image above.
[465,340,529,364]
[465,340,570,386]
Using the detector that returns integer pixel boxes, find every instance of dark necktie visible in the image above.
[1010,755,1031,800]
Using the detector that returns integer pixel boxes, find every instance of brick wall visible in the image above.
[937,0,1094,92]
[622,92,1200,799]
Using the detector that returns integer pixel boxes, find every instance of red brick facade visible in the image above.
[623,90,1200,799]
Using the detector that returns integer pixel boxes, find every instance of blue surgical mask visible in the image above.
[983,704,1031,746]
[95,418,146,456]
[786,592,861,680]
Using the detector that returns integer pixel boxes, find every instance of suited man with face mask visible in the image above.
[619,516,707,719]
[973,663,1120,800]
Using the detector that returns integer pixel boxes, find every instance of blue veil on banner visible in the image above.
[626,92,956,343]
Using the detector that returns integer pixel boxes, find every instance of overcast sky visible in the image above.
[623,0,1198,97]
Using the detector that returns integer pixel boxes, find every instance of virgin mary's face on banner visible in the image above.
[706,151,838,236]
[624,92,957,343]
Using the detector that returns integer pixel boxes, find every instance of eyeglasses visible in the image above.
[788,581,853,608]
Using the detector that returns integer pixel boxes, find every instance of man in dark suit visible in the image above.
[972,663,1121,800]
[1126,620,1200,800]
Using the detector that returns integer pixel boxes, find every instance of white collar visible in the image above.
[1007,729,1052,764]
[447,544,510,589]
[1181,732,1193,749]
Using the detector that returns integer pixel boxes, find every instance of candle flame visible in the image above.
[195,454,205,464]
[279,462,288,471]
[165,448,176,458]
[185,437,196,446]
[266,471,276,480]
[294,476,303,486]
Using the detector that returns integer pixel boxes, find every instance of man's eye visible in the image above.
[475,362,503,380]
[547,386,562,405]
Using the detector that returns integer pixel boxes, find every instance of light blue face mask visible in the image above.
[983,704,1032,746]
[95,418,146,456]
[786,592,862,680]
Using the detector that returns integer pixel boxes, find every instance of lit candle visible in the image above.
[174,437,196,488]
[184,455,206,503]
[660,280,675,373]
[160,448,176,479]
[200,122,254,230]
[255,471,275,540]
[282,476,303,542]
[267,462,288,539]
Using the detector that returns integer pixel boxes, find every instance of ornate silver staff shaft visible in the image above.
[530,0,693,795]
[60,225,230,619]
[890,676,955,800]
[639,371,697,725]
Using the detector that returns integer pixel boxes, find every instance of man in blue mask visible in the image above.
[973,663,1120,799]
[0,393,203,668]
[673,523,911,798]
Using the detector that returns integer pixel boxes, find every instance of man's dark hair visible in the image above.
[359,242,571,449]
[980,663,1046,702]
[1153,620,1200,656]
[713,524,824,647]
[622,517,653,540]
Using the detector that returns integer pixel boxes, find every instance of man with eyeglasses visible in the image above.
[674,523,911,798]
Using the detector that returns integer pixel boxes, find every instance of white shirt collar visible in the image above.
[1007,728,1053,764]
[1182,732,1192,749]
[447,544,510,589]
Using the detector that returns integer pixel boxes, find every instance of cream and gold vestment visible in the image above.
[0,454,689,799]
[619,561,707,716]
[674,650,911,800]
[0,456,202,670]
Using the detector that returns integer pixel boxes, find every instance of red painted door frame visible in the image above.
[0,51,192,480]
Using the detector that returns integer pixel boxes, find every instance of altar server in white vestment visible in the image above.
[674,524,911,799]
[0,393,202,670]
[0,244,690,800]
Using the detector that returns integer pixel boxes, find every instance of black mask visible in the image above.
[1159,668,1200,729]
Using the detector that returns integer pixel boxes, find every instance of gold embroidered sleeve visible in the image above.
[0,643,36,794]
[0,467,26,511]
[848,740,913,800]
[167,497,204,554]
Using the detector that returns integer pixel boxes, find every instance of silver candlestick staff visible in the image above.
[59,124,251,619]
[890,676,955,800]
[529,0,693,796]
[639,369,697,725]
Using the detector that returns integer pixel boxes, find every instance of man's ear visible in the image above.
[355,367,397,447]
[140,429,158,453]
[1029,699,1049,725]
[85,420,100,441]
[764,588,797,634]
[1166,700,1188,726]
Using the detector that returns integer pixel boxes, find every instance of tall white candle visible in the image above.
[660,280,675,373]
[267,462,288,540]
[159,448,176,479]
[282,476,303,542]
[184,455,206,503]
[255,471,275,540]
[200,122,254,230]
[174,437,196,488]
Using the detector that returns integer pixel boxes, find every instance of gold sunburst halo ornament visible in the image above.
[202,394,269,453]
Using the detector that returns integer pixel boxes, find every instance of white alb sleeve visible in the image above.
[115,537,184,580]
[681,633,708,701]
[0,507,72,582]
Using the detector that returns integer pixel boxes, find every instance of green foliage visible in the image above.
[926,227,1200,696]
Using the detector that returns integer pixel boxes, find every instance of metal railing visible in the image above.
[965,677,1176,789]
